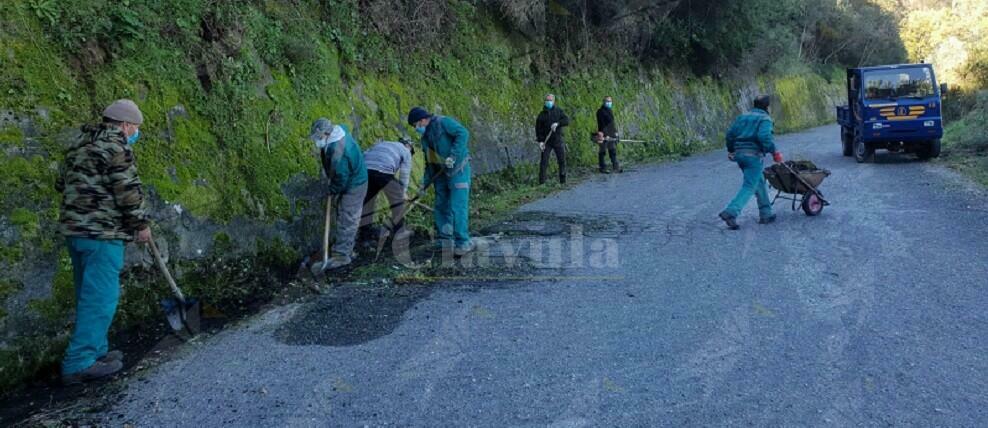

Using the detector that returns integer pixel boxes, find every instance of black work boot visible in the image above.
[599,168,610,174]
[62,359,124,385]
[758,215,777,225]
[97,350,123,363]
[719,211,740,230]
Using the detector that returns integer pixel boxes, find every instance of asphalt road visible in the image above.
[96,125,987,426]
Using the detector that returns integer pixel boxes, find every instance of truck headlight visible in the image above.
[872,123,884,130]
[924,120,935,127]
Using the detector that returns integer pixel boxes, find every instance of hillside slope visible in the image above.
[0,0,841,392]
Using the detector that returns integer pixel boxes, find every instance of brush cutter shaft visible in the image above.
[539,127,556,152]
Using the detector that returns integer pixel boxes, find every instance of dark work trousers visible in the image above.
[539,142,567,184]
[598,140,620,171]
[358,170,405,241]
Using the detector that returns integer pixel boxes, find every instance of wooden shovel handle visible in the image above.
[148,239,185,303]
[322,195,333,264]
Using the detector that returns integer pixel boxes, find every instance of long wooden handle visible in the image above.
[322,195,332,264]
[149,239,185,303]
[412,200,433,212]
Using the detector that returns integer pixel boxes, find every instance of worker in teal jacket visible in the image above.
[407,107,473,256]
[310,119,368,270]
[719,95,784,230]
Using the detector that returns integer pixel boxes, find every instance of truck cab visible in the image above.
[836,64,945,163]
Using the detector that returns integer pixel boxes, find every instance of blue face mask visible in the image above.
[545,101,554,109]
[127,129,141,145]
[415,126,426,135]
[605,101,613,109]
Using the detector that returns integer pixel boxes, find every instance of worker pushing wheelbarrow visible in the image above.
[763,160,831,216]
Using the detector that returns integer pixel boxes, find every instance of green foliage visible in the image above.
[9,207,39,240]
[26,0,56,25]
[0,0,844,395]
[943,91,988,186]
[490,0,906,75]
[897,0,988,88]
[0,334,67,393]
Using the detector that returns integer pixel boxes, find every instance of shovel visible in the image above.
[148,239,200,336]
[309,195,334,277]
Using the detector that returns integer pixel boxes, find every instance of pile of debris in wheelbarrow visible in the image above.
[764,160,831,216]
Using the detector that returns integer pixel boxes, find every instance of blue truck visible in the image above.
[836,63,947,163]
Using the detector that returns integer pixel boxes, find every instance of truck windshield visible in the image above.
[863,68,935,100]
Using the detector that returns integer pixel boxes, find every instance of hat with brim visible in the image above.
[309,118,334,141]
[103,99,144,125]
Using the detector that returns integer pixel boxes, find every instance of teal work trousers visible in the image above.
[432,165,472,248]
[724,155,773,219]
[62,237,124,375]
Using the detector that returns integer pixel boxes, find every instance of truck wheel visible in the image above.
[916,139,941,161]
[854,136,874,163]
[801,193,824,216]
[929,139,941,158]
[841,128,853,157]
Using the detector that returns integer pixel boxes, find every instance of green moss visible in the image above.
[0,0,843,394]
[0,278,19,298]
[212,232,234,254]
[0,334,67,394]
[772,71,840,133]
[9,207,39,240]
[0,243,24,265]
[257,237,298,270]
[25,253,74,323]
[0,126,26,148]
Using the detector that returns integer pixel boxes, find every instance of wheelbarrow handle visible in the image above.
[148,239,185,304]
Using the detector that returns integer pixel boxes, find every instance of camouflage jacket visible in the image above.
[56,123,148,241]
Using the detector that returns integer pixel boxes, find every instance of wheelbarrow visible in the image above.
[763,160,831,216]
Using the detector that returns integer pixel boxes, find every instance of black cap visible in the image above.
[754,95,771,111]
[407,107,430,125]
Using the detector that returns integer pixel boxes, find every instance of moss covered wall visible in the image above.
[0,0,841,392]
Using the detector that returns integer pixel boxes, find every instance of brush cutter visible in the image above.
[538,126,557,152]
[372,168,445,261]
[149,239,200,337]
[592,134,655,145]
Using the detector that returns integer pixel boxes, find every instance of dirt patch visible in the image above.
[276,211,628,348]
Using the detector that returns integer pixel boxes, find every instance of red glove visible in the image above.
[773,152,784,163]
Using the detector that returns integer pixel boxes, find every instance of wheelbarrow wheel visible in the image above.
[801,193,824,216]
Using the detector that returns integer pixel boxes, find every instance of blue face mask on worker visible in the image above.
[127,129,141,145]
[605,101,613,109]
[545,100,554,109]
[415,126,426,135]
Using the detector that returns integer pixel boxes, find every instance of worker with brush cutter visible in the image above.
[595,96,622,173]
[719,95,785,230]
[536,94,571,184]
[56,99,151,385]
[358,137,415,246]
[408,107,475,256]
[309,118,367,271]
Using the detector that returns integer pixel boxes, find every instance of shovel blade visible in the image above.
[162,297,201,335]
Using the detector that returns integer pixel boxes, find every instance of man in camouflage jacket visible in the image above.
[56,99,151,384]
